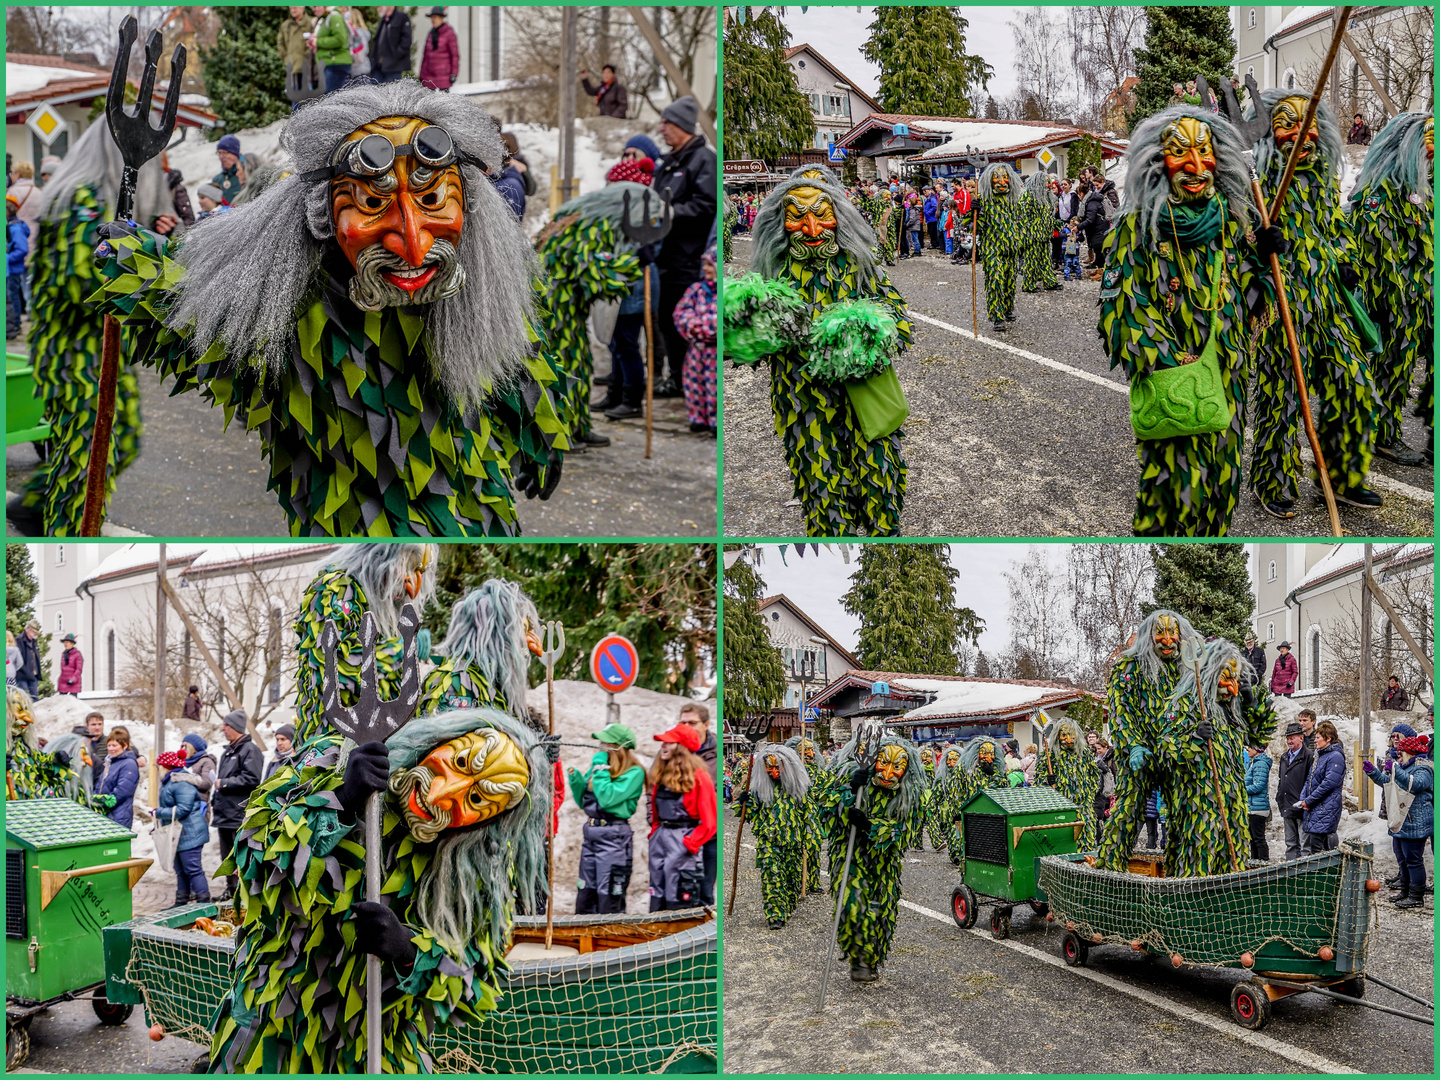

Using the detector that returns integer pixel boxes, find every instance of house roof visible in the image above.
[808,670,1097,723]
[1266,6,1335,49]
[836,114,1126,162]
[784,43,883,114]
[78,543,339,593]
[6,57,218,127]
[757,594,860,669]
[1288,543,1432,604]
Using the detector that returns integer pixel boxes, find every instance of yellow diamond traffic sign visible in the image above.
[1036,146,1056,169]
[25,102,68,146]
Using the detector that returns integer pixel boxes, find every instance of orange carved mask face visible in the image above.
[392,728,529,842]
[782,185,839,261]
[1271,97,1320,168]
[873,743,908,788]
[1217,659,1241,701]
[1153,614,1181,662]
[764,754,781,780]
[1426,118,1434,163]
[1161,118,1217,204]
[991,170,1011,193]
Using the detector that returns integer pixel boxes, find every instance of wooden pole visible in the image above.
[151,545,167,809]
[1359,544,1373,811]
[1363,573,1435,682]
[1340,30,1399,120]
[625,7,718,145]
[725,751,755,916]
[970,204,980,337]
[558,7,578,204]
[1265,7,1354,218]
[80,315,123,536]
[643,268,654,459]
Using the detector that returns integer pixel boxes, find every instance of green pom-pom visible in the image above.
[802,299,899,382]
[723,273,809,365]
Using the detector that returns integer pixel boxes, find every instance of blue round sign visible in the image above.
[590,634,639,692]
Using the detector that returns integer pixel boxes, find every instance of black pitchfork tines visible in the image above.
[320,603,423,745]
[107,16,187,224]
[1200,72,1270,145]
[620,187,674,246]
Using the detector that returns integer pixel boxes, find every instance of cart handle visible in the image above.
[40,858,153,910]
[1012,821,1082,849]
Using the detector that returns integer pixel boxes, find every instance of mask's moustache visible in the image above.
[390,764,452,842]
[349,237,466,311]
[788,227,840,262]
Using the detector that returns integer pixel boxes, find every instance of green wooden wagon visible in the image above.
[6,352,50,448]
[948,786,1083,939]
[1038,841,1383,1030]
[104,904,716,1073]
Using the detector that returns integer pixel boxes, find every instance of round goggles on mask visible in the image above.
[300,125,485,182]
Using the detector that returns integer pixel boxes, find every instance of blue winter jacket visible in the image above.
[1299,742,1346,836]
[7,218,29,275]
[1244,752,1272,814]
[923,194,938,223]
[95,747,140,828]
[155,769,211,852]
[1367,757,1434,839]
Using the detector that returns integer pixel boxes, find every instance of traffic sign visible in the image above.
[590,634,639,693]
[25,102,68,147]
[1036,146,1057,171]
[827,144,846,162]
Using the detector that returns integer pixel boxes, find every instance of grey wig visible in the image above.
[1120,105,1255,240]
[1166,637,1257,733]
[36,119,170,225]
[232,161,292,206]
[1025,169,1058,208]
[790,163,843,187]
[385,706,548,952]
[329,543,439,635]
[166,79,538,407]
[977,162,1022,204]
[45,732,94,804]
[750,175,878,284]
[961,735,1004,772]
[1119,608,1201,686]
[865,736,926,821]
[1041,716,1086,758]
[749,742,810,805]
[430,578,539,723]
[1351,112,1432,200]
[1251,88,1343,181]
[933,744,963,782]
[555,180,656,254]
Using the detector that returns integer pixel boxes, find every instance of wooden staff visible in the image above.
[725,750,756,917]
[970,203,980,337]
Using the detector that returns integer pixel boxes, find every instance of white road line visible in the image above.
[1298,451,1434,504]
[897,898,1362,1075]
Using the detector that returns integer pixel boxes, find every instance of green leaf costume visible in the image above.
[15,185,144,535]
[975,167,1024,324]
[1038,729,1101,850]
[748,745,810,927]
[857,192,898,266]
[784,737,825,893]
[1019,189,1059,291]
[417,660,506,717]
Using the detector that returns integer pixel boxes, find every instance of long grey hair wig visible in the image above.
[1119,608,1201,685]
[329,542,439,635]
[1166,637,1257,735]
[166,79,538,407]
[961,734,1005,772]
[977,162,1022,204]
[36,119,170,225]
[1351,111,1432,200]
[1120,105,1255,240]
[751,175,878,284]
[385,706,548,952]
[430,579,539,723]
[749,742,810,805]
[1251,88,1343,181]
[864,736,926,820]
[933,743,963,782]
[1042,715,1086,758]
[1025,169,1057,208]
[790,162,843,187]
[44,731,94,804]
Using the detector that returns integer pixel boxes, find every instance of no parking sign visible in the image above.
[589,634,639,693]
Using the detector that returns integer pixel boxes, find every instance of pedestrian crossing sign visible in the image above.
[25,102,67,146]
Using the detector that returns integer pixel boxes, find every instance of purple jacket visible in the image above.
[1269,651,1298,695]
[58,646,83,694]
[418,22,459,90]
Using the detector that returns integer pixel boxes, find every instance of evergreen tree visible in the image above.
[1066,133,1102,179]
[722,549,787,727]
[430,544,715,697]
[723,9,815,162]
[841,545,984,674]
[974,650,992,679]
[983,94,1001,120]
[6,545,53,695]
[1131,6,1236,124]
[1143,544,1254,644]
[199,6,292,140]
[861,8,994,116]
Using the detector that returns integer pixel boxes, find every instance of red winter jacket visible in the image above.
[58,646,84,694]
[418,22,459,90]
[1270,651,1298,695]
[648,768,717,854]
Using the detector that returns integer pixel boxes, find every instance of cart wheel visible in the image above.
[951,884,979,930]
[1061,930,1089,967]
[91,995,134,1026]
[1334,976,1366,999]
[989,908,1010,939]
[1029,900,1049,918]
[1230,982,1271,1030]
[192,1052,213,1073]
[6,1022,30,1071]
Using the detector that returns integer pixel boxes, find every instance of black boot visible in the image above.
[1385,872,1403,888]
[580,429,611,447]
[850,961,878,983]
[767,918,785,930]
[6,495,43,537]
[1375,440,1425,466]
[1393,885,1424,909]
[992,320,1007,333]
[595,383,624,413]
[605,385,644,421]
[653,375,682,399]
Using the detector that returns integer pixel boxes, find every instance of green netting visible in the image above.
[7,797,135,849]
[116,906,716,1074]
[1037,840,1376,974]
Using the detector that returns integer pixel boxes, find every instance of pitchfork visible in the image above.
[320,604,423,1075]
[538,620,566,951]
[80,17,186,536]
[619,187,674,460]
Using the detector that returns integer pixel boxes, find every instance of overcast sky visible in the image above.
[777,5,1021,107]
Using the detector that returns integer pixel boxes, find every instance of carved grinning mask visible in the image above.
[944,749,961,769]
[1058,728,1075,749]
[873,743,908,788]
[990,170,1010,194]
[976,742,996,775]
[1217,659,1241,702]
[920,746,934,766]
[798,740,817,763]
[389,727,530,843]
[329,117,467,311]
[402,545,434,600]
[1153,614,1181,663]
[782,185,840,262]
[764,753,781,780]
[1161,117,1217,204]
[1271,97,1320,169]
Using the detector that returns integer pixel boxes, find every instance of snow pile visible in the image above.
[5,61,99,96]
[910,120,1079,161]
[504,119,632,237]
[898,678,1050,720]
[163,118,288,215]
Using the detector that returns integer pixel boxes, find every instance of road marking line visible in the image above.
[897,898,1361,1075]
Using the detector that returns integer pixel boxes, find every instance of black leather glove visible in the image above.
[848,765,872,794]
[352,900,418,968]
[515,455,563,501]
[1196,720,1214,743]
[337,742,390,816]
[846,806,869,831]
[51,750,70,770]
[735,790,751,810]
[541,733,560,765]
[1338,264,1360,290]
[1253,225,1290,262]
[1240,684,1258,712]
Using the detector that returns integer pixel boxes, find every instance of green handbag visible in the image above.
[1341,284,1383,356]
[845,363,910,443]
[1129,251,1233,441]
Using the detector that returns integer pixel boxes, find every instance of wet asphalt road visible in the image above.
[721,814,1434,1075]
[7,336,715,538]
[722,238,1434,538]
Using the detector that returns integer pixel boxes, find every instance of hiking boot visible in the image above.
[1388,887,1409,903]
[580,430,611,447]
[992,321,1008,333]
[1045,282,1064,290]
[689,421,710,434]
[604,402,643,421]
[1393,886,1424,909]
[850,962,878,983]
[1385,873,1403,888]
[595,385,624,413]
[766,919,785,930]
[1375,440,1425,466]
[1334,486,1383,509]
[594,373,612,387]
[1005,313,1017,321]
[1257,496,1297,520]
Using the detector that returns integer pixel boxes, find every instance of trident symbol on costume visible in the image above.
[540,620,566,950]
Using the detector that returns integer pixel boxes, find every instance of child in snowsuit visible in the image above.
[674,249,717,434]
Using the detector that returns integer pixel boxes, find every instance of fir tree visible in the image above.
[974,650,992,679]
[722,549,787,727]
[861,8,993,116]
[199,6,292,139]
[6,545,52,695]
[1131,6,1236,124]
[1143,544,1254,644]
[430,544,715,697]
[723,9,816,162]
[841,545,984,674]
[1066,133,1102,179]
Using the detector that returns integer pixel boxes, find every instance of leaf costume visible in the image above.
[748,743,811,926]
[858,192,898,266]
[7,689,76,801]
[975,165,1025,324]
[1020,183,1059,291]
[784,736,824,894]
[1038,724,1101,850]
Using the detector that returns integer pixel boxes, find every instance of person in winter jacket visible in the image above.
[1242,634,1268,683]
[95,729,140,827]
[1362,732,1432,909]
[579,64,629,119]
[597,137,660,422]
[263,723,296,781]
[646,723,717,911]
[923,190,939,249]
[1244,741,1272,860]
[673,248,717,434]
[211,134,250,206]
[311,5,353,93]
[69,710,106,767]
[1276,720,1314,859]
[277,6,315,80]
[568,723,646,914]
[346,8,371,79]
[152,750,213,906]
[57,634,82,694]
[370,7,412,82]
[419,7,460,91]
[6,193,29,339]
[1381,675,1410,712]
[180,731,218,810]
[182,685,203,722]
[212,710,263,901]
[15,622,41,699]
[1269,642,1298,696]
[1297,721,1346,853]
[161,155,195,228]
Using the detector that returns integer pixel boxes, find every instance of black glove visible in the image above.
[1338,264,1360,291]
[1196,720,1214,743]
[1253,225,1290,262]
[541,733,560,765]
[51,750,70,770]
[352,900,418,968]
[337,742,390,816]
[1240,684,1258,712]
[735,790,751,810]
[848,765,872,794]
[515,455,563,501]
[846,806,869,831]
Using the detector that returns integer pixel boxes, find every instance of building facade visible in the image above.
[784,43,881,156]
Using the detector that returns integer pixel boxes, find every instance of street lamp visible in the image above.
[791,636,828,740]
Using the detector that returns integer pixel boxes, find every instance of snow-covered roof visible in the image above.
[77,542,336,593]
[895,678,1050,720]
[1292,543,1432,596]
[5,61,94,96]
[185,544,338,573]
[910,120,1079,160]
[807,669,1096,722]
[82,544,208,589]
[1271,6,1331,41]
[451,76,540,97]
